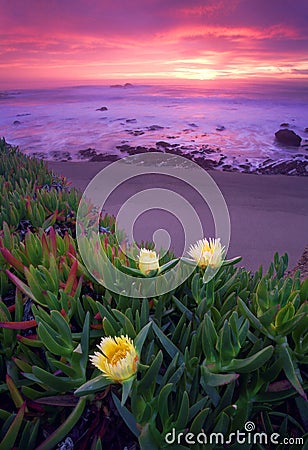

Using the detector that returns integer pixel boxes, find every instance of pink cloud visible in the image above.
[0,0,307,86]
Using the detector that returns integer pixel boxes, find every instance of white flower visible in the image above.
[188,238,224,269]
[138,248,159,274]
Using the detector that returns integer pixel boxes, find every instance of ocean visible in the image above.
[0,82,307,174]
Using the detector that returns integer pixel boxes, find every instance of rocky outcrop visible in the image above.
[258,159,308,176]
[78,148,97,159]
[126,130,144,136]
[49,151,72,161]
[146,125,164,131]
[275,129,301,146]
[156,141,171,149]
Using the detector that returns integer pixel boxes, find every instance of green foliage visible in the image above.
[0,140,307,449]
[0,138,79,232]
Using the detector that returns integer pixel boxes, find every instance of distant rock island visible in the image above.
[110,83,133,88]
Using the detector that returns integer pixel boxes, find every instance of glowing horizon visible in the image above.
[1,0,307,89]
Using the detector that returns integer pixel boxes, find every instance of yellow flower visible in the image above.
[188,238,224,269]
[138,248,159,275]
[90,335,138,383]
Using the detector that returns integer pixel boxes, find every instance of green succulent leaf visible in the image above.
[201,365,239,387]
[74,374,112,396]
[112,392,140,438]
[0,403,26,450]
[138,350,163,392]
[159,258,179,274]
[222,256,242,267]
[152,321,184,364]
[278,344,307,400]
[134,321,152,355]
[158,383,174,427]
[225,345,274,373]
[300,277,308,301]
[35,397,86,450]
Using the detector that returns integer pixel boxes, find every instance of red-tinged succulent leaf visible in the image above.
[66,233,76,256]
[8,304,16,312]
[6,269,41,304]
[60,308,67,318]
[41,233,50,257]
[49,226,57,256]
[35,395,78,407]
[64,259,78,295]
[267,380,292,392]
[25,196,31,210]
[25,398,45,413]
[42,209,58,229]
[72,278,78,295]
[0,319,37,329]
[90,324,104,330]
[56,213,66,221]
[0,247,24,273]
[16,333,38,340]
[16,334,42,347]
[94,313,102,320]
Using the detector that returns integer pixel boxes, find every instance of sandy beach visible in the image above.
[48,160,308,272]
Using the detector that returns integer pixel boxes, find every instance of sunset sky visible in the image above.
[1,0,307,88]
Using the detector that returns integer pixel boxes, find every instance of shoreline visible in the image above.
[41,143,308,177]
[48,160,308,273]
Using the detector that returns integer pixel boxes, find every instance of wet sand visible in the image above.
[48,160,308,272]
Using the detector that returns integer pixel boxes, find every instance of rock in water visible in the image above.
[275,129,301,146]
[78,148,97,159]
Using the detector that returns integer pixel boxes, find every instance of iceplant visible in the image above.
[188,237,224,269]
[138,248,160,275]
[75,323,152,405]
[119,246,178,279]
[90,335,138,383]
[183,237,242,283]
